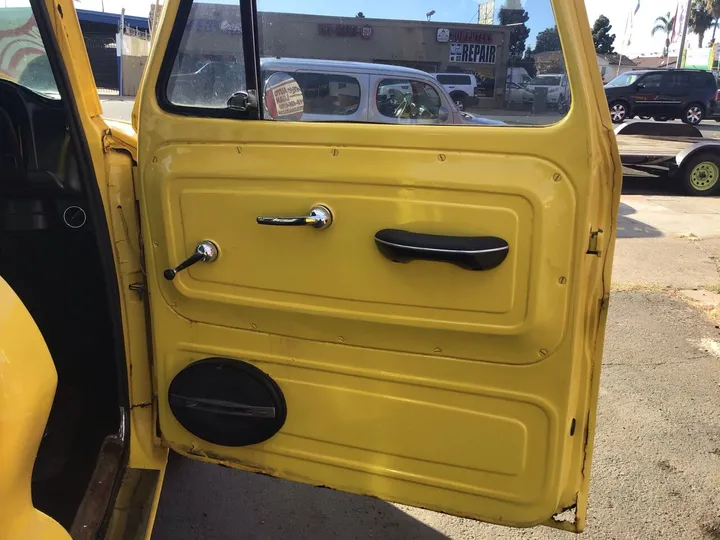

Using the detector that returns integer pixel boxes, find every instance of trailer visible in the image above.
[616,122,720,196]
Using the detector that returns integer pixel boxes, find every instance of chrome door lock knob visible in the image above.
[164,240,219,281]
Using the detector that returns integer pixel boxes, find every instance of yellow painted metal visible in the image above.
[0,277,71,540]
[136,0,621,532]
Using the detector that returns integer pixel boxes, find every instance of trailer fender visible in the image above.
[615,122,703,138]
[676,140,720,168]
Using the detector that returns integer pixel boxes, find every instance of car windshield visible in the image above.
[605,72,641,88]
[529,76,560,86]
[0,5,59,98]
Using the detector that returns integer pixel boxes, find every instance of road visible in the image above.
[97,100,720,540]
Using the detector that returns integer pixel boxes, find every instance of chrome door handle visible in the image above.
[256,205,333,230]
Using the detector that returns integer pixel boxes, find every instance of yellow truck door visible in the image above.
[136,0,621,531]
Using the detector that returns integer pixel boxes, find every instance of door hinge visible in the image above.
[101,128,113,153]
[586,228,604,256]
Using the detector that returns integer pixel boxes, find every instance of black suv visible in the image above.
[604,69,718,125]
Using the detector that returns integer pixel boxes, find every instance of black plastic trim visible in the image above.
[155,0,261,120]
[169,358,287,447]
[374,228,509,271]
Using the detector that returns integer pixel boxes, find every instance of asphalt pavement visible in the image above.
[97,100,720,540]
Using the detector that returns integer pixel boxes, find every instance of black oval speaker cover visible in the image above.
[168,358,287,447]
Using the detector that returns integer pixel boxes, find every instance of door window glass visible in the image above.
[257,0,571,126]
[0,5,58,98]
[165,0,247,108]
[668,73,690,88]
[162,0,572,125]
[376,78,442,119]
[269,72,361,116]
[436,74,471,85]
[690,72,712,88]
[639,73,664,89]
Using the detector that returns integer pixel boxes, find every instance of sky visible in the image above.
[60,0,703,59]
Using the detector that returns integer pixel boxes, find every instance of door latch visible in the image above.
[586,228,604,256]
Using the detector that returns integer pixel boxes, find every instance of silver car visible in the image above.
[261,58,503,126]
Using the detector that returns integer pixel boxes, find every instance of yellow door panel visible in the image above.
[153,146,574,359]
[138,0,620,531]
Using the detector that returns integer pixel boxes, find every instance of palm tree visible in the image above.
[690,0,716,47]
[651,12,676,64]
[706,0,720,44]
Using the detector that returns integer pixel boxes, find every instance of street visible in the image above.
[97,101,720,540]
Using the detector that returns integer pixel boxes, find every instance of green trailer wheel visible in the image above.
[682,152,720,196]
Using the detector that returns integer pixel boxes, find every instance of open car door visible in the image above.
[135,0,621,531]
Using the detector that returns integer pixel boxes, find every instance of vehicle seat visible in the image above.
[0,277,71,540]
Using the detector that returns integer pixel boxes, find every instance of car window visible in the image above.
[605,72,640,88]
[280,72,361,116]
[161,0,572,126]
[690,72,715,88]
[529,76,561,86]
[667,73,690,88]
[0,4,59,98]
[639,73,664,89]
[437,75,471,85]
[376,79,442,119]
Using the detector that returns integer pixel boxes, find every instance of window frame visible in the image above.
[155,0,261,119]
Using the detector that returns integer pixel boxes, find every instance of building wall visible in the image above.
[258,12,511,84]
[178,6,511,100]
[598,58,633,83]
[122,55,146,96]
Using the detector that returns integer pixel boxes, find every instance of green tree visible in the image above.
[689,0,717,47]
[592,15,616,54]
[498,8,531,58]
[532,26,561,54]
[704,0,720,44]
[651,12,676,60]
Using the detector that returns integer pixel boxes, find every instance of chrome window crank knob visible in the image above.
[164,240,219,281]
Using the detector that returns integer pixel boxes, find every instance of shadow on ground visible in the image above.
[152,452,449,540]
[616,201,663,239]
[621,174,682,197]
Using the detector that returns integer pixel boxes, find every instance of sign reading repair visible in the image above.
[449,43,497,64]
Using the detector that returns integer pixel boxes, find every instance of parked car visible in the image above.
[429,72,480,110]
[525,73,568,105]
[261,58,502,125]
[604,69,718,124]
[506,66,532,86]
[504,81,534,107]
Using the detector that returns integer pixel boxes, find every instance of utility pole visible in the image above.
[676,0,693,68]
